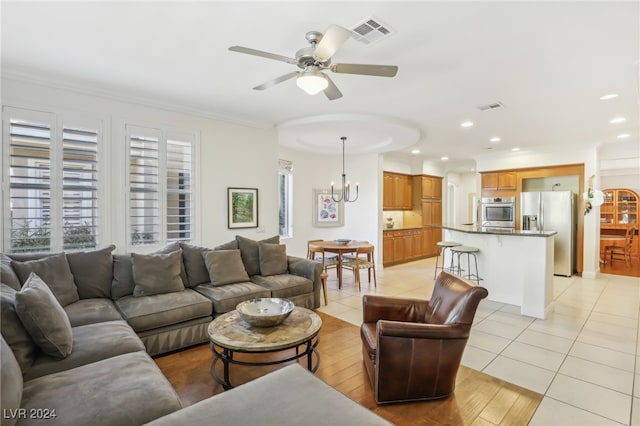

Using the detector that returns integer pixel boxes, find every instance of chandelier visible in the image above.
[331,136,359,203]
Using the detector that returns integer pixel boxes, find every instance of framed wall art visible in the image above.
[312,188,344,227]
[228,187,258,229]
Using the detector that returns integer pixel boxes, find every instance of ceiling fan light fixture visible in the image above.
[296,71,328,95]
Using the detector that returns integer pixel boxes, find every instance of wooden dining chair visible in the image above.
[342,245,376,291]
[307,242,337,305]
[604,225,636,265]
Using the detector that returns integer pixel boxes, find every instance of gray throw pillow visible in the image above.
[11,253,79,306]
[132,250,185,297]
[179,242,210,287]
[111,254,135,300]
[1,254,21,291]
[236,235,280,276]
[202,250,250,286]
[258,242,288,276]
[66,245,115,299]
[154,242,189,287]
[0,284,38,371]
[15,273,73,360]
[215,239,238,250]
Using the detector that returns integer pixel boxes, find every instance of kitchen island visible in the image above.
[440,224,557,319]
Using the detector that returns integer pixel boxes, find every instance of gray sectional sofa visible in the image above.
[2,235,375,426]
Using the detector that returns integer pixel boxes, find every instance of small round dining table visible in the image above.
[312,240,374,288]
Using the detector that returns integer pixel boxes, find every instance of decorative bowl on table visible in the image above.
[334,239,351,245]
[236,298,294,327]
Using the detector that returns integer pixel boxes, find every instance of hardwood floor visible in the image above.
[154,312,543,425]
[600,257,640,277]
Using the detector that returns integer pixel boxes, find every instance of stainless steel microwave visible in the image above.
[481,197,515,228]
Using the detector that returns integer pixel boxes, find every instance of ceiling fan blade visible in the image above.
[229,46,297,65]
[323,74,343,100]
[253,71,299,90]
[313,25,353,62]
[330,63,398,77]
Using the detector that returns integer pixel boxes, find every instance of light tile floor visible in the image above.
[317,257,640,426]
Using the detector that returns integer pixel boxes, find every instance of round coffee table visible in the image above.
[208,306,322,390]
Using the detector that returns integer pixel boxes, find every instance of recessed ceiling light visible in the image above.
[489,137,501,143]
[599,93,619,100]
[411,149,420,154]
[460,121,474,128]
[617,133,631,139]
[511,147,520,152]
[610,117,626,124]
[471,168,475,172]
[441,156,449,161]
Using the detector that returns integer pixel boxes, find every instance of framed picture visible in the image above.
[312,188,344,227]
[228,187,258,228]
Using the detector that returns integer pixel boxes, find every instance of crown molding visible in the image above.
[1,67,273,130]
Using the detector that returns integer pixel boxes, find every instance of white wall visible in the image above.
[278,147,381,259]
[1,76,279,252]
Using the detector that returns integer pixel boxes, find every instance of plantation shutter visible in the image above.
[7,116,54,253]
[127,126,161,246]
[166,138,193,242]
[62,126,99,250]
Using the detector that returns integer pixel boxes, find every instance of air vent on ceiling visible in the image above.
[477,102,505,111]
[351,16,396,46]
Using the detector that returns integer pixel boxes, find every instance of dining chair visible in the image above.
[604,225,636,265]
[342,245,376,291]
[307,242,337,305]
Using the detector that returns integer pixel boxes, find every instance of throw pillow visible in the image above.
[1,254,21,291]
[236,235,280,276]
[258,242,288,276]
[0,284,38,371]
[132,250,185,297]
[202,250,250,286]
[15,273,73,360]
[215,239,238,250]
[11,253,79,306]
[111,254,135,300]
[153,242,189,287]
[66,245,115,299]
[179,242,210,287]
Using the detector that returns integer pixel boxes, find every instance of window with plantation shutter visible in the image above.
[166,138,192,242]
[7,117,53,252]
[3,107,102,253]
[127,127,161,246]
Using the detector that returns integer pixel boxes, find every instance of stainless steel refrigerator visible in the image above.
[521,190,576,276]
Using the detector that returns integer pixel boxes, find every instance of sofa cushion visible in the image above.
[24,320,146,381]
[15,273,73,360]
[146,364,393,426]
[115,289,212,333]
[250,274,314,300]
[132,250,185,297]
[194,282,271,315]
[1,253,22,291]
[179,242,211,287]
[0,336,23,426]
[66,245,115,299]
[20,352,182,426]
[11,253,79,306]
[258,242,288,276]
[203,249,250,286]
[64,298,123,327]
[236,235,280,276]
[0,284,37,372]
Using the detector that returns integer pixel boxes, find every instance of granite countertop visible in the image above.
[436,223,557,237]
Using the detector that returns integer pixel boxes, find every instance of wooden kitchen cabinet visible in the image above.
[383,172,412,210]
[421,176,442,199]
[383,228,426,266]
[481,171,517,191]
[600,188,639,260]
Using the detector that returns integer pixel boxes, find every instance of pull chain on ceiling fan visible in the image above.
[228,24,398,100]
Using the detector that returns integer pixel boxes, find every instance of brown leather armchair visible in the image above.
[360,271,488,404]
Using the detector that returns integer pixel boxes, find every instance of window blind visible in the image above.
[166,139,192,242]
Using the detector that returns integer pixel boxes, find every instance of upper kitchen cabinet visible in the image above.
[421,176,442,199]
[601,188,638,228]
[383,172,412,210]
[481,171,517,191]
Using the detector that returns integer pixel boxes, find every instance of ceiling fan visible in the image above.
[229,25,398,100]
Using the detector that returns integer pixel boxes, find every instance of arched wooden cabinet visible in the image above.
[599,188,638,262]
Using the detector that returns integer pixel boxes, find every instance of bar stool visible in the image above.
[434,241,462,279]
[450,245,482,285]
